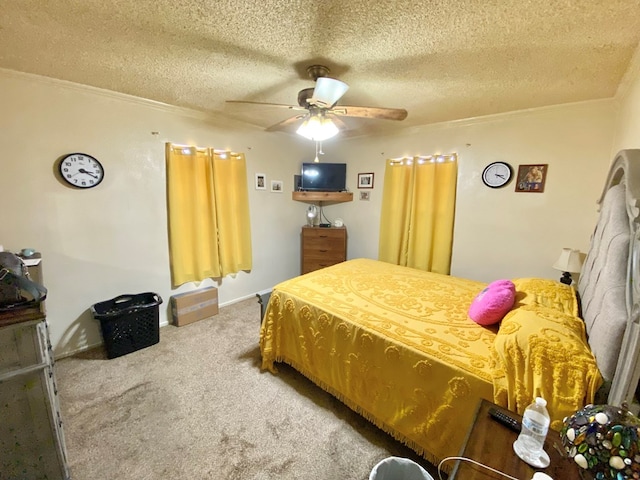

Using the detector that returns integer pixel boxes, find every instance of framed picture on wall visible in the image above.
[255,173,266,190]
[515,164,548,193]
[271,180,283,192]
[358,172,374,189]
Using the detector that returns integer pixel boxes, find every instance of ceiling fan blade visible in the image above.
[315,113,364,138]
[324,114,370,138]
[226,100,306,111]
[309,77,349,108]
[326,113,348,131]
[330,105,408,121]
[265,114,308,132]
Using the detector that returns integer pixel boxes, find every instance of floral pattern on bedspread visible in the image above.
[262,258,496,377]
[259,258,495,467]
[490,304,602,431]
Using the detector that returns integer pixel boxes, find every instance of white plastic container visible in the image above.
[513,397,550,468]
[369,456,434,480]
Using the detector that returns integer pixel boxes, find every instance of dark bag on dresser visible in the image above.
[0,251,47,311]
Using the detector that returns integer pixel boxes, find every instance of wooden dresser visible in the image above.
[0,257,70,479]
[301,226,347,274]
[0,308,70,479]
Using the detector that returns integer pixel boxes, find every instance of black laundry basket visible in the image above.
[91,292,163,359]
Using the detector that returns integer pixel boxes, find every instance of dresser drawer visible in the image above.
[302,235,345,253]
[302,250,345,264]
[302,227,344,241]
[0,320,43,377]
[302,259,344,274]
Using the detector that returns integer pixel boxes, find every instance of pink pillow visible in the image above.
[487,279,516,293]
[468,280,516,326]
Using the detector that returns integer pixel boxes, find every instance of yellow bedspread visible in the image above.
[491,278,603,431]
[259,259,602,468]
[259,258,495,467]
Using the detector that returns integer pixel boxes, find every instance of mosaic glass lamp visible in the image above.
[560,404,640,480]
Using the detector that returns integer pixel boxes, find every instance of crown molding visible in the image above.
[0,67,217,121]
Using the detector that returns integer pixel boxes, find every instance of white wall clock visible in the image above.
[58,153,104,189]
[482,161,513,188]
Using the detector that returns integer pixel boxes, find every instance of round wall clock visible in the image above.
[58,153,104,189]
[482,161,513,188]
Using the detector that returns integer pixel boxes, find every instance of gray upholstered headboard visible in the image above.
[578,149,640,408]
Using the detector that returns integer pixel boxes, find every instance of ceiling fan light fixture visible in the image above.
[296,114,339,142]
[309,77,349,108]
[229,64,407,136]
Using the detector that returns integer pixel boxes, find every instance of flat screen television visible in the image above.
[300,163,347,192]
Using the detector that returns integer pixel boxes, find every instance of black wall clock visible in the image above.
[482,162,513,188]
[58,153,104,189]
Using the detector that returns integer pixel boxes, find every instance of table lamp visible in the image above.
[552,248,584,285]
[561,403,640,480]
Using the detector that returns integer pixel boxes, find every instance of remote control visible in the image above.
[488,407,522,432]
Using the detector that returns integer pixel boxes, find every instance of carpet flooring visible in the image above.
[55,297,441,480]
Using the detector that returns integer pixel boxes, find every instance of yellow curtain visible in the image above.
[166,143,252,287]
[378,154,457,274]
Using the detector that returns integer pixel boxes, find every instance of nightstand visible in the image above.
[449,399,581,480]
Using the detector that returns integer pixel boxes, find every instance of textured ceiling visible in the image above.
[1,0,640,137]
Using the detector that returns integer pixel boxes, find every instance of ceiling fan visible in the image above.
[226,65,408,139]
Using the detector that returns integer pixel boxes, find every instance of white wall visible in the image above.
[612,46,640,152]
[330,101,616,282]
[0,69,308,357]
[0,67,625,358]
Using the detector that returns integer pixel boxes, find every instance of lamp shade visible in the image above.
[296,114,339,141]
[309,77,349,108]
[553,248,584,273]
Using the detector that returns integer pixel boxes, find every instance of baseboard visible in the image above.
[54,290,270,360]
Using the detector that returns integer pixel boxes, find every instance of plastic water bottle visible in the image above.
[513,397,550,466]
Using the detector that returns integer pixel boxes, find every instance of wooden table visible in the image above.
[449,399,583,480]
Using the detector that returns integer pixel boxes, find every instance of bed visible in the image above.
[259,149,640,469]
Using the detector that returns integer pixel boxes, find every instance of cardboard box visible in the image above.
[170,287,218,327]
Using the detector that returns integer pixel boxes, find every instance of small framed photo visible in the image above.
[271,180,283,192]
[359,191,370,201]
[358,172,374,189]
[515,164,548,193]
[255,173,266,190]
